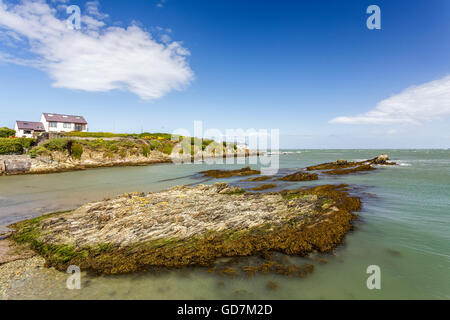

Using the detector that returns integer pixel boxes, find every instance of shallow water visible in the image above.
[1,150,449,299]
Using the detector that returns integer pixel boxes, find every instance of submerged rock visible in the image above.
[278,171,319,181]
[323,164,376,175]
[266,281,279,291]
[199,166,260,178]
[10,183,361,275]
[242,176,272,182]
[251,184,277,191]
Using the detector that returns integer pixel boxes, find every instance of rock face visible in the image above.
[0,151,171,175]
[10,183,361,274]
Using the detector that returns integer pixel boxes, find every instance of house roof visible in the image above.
[43,113,87,124]
[16,121,45,131]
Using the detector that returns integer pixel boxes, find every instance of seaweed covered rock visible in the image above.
[323,164,376,175]
[242,176,272,182]
[278,171,319,181]
[251,184,277,191]
[200,166,260,178]
[10,183,361,275]
[306,154,396,174]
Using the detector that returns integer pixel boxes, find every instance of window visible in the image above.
[75,124,83,131]
[49,122,57,128]
[63,123,72,129]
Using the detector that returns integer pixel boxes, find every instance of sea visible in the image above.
[0,149,448,299]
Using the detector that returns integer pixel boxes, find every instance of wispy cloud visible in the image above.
[0,0,193,101]
[156,0,166,8]
[329,75,450,125]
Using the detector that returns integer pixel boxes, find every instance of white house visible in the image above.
[40,113,88,133]
[14,121,46,138]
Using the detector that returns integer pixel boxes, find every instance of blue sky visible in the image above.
[0,0,449,148]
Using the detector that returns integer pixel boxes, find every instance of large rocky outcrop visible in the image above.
[10,183,361,274]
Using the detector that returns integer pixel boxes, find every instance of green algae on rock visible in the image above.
[9,183,361,275]
[251,184,277,191]
[277,171,319,181]
[323,164,376,175]
[199,166,260,178]
[242,176,272,182]
[306,155,396,174]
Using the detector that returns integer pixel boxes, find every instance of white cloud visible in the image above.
[0,0,193,101]
[156,0,167,8]
[85,1,108,20]
[329,75,450,125]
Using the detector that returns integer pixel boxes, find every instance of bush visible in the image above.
[0,138,23,154]
[0,137,35,155]
[0,127,15,138]
[70,143,83,160]
[108,144,119,152]
[18,138,36,150]
[28,146,50,158]
[42,138,70,152]
[162,143,174,155]
[142,145,150,157]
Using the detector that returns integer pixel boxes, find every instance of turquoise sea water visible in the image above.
[0,150,449,299]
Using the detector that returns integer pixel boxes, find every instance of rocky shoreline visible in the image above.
[0,135,260,176]
[0,151,259,176]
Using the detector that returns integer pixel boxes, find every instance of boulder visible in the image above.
[374,154,389,164]
[336,159,348,165]
[4,159,31,174]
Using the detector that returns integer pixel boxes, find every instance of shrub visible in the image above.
[142,145,150,157]
[0,137,35,155]
[0,127,15,138]
[119,150,127,159]
[42,138,70,152]
[149,141,160,151]
[18,138,36,150]
[0,138,23,154]
[28,146,50,158]
[70,143,83,160]
[162,143,174,155]
[118,140,134,148]
[103,151,114,159]
[108,144,119,152]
